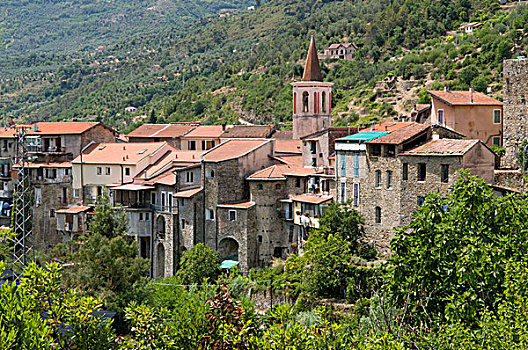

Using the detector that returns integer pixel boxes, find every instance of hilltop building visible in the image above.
[320,43,357,60]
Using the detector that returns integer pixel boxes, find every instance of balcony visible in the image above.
[27,145,66,154]
[150,204,178,214]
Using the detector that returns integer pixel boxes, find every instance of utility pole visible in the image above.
[12,126,33,280]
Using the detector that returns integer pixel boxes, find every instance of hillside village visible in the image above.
[2,37,527,279]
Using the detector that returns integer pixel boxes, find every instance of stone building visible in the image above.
[180,125,225,151]
[201,139,274,270]
[321,43,357,61]
[301,127,352,168]
[427,89,503,147]
[292,36,333,140]
[335,122,494,252]
[503,58,528,168]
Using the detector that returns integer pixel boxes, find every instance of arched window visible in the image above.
[302,91,309,113]
[322,92,326,113]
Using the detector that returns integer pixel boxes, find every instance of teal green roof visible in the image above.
[219,260,239,269]
[336,131,389,143]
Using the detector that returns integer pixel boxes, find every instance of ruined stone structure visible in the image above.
[503,58,528,169]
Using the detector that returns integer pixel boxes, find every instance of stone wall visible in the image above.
[503,59,528,168]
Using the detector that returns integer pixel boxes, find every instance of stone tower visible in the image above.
[503,58,528,168]
[292,36,334,140]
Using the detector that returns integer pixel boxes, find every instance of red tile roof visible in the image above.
[272,155,303,167]
[291,194,333,205]
[56,206,92,214]
[427,90,503,106]
[248,164,290,180]
[359,122,415,133]
[275,139,302,154]
[366,123,429,144]
[0,122,112,138]
[183,125,224,138]
[202,139,271,162]
[217,200,255,209]
[173,187,203,198]
[128,123,196,138]
[72,142,172,165]
[400,139,480,156]
[221,125,273,138]
[13,161,71,169]
[271,130,294,140]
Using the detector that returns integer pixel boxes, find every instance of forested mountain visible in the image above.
[1,0,526,132]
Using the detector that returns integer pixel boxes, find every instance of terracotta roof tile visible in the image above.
[13,161,71,169]
[291,194,333,205]
[217,200,255,208]
[221,125,273,138]
[184,125,224,138]
[72,142,172,165]
[272,155,303,167]
[400,139,480,156]
[275,139,302,154]
[128,123,197,138]
[427,90,502,106]
[0,122,112,138]
[174,187,203,198]
[271,130,293,140]
[56,206,92,214]
[366,124,429,144]
[202,139,270,162]
[359,122,416,133]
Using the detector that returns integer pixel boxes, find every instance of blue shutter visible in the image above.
[340,154,346,177]
[354,153,359,177]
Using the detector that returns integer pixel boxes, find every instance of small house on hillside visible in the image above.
[458,22,483,34]
[320,43,357,61]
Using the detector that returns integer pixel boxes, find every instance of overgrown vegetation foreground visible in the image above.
[3,172,528,349]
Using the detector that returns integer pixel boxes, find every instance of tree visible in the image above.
[175,243,220,285]
[65,192,149,314]
[388,171,528,327]
[318,201,366,254]
[0,261,117,350]
[149,108,157,124]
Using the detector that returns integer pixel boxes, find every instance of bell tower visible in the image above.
[292,36,333,140]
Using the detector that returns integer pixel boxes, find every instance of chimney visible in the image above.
[487,87,492,96]
[33,123,39,132]
[444,83,449,92]
[222,122,227,132]
[370,123,375,131]
[432,131,440,140]
[470,86,474,104]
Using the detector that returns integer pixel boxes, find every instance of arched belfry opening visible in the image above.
[302,91,309,113]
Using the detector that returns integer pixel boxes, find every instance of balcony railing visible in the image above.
[150,204,178,214]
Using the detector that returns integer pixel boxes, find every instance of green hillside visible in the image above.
[0,0,527,132]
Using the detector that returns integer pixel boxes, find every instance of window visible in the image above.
[438,109,444,125]
[49,209,55,218]
[202,140,207,150]
[375,207,381,224]
[492,137,501,146]
[353,183,359,206]
[145,213,150,221]
[322,92,327,113]
[125,167,130,176]
[275,184,281,190]
[386,171,393,189]
[207,169,215,178]
[258,184,263,190]
[418,163,426,182]
[186,171,194,183]
[310,141,317,154]
[168,192,173,211]
[258,235,263,244]
[35,188,42,205]
[311,158,317,167]
[139,213,144,221]
[46,168,57,179]
[402,163,408,181]
[161,192,167,210]
[370,144,381,156]
[340,182,346,203]
[96,167,102,175]
[188,140,196,150]
[340,154,346,177]
[181,219,186,229]
[151,192,157,205]
[441,164,449,183]
[493,109,501,124]
[375,170,382,188]
[64,168,71,176]
[74,189,80,198]
[105,167,111,175]
[417,196,425,207]
[179,198,185,208]
[62,187,67,204]
[295,177,301,188]
[385,145,396,157]
[302,91,309,112]
[206,209,215,221]
[229,210,237,221]
[354,153,359,177]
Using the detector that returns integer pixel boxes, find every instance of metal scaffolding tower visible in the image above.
[11,126,33,279]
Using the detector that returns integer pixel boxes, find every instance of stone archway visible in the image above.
[218,238,239,261]
[157,243,165,279]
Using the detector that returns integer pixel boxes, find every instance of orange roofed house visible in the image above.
[427,89,503,147]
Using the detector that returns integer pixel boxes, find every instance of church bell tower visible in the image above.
[292,36,333,140]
